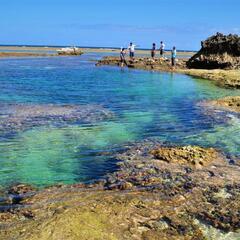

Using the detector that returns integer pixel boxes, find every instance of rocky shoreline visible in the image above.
[96,56,187,71]
[1,140,240,240]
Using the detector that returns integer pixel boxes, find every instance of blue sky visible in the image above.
[1,0,239,50]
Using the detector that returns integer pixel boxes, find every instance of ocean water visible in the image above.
[0,54,239,187]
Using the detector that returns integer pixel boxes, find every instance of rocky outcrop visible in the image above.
[150,146,219,168]
[104,141,228,191]
[97,56,187,71]
[187,33,240,69]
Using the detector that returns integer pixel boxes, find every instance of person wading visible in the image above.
[120,48,128,67]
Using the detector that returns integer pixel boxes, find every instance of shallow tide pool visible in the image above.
[0,54,239,187]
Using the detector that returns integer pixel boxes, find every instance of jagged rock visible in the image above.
[187,33,240,69]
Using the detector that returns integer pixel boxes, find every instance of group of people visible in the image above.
[151,41,166,58]
[120,42,177,67]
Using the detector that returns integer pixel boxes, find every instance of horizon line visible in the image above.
[0,44,197,52]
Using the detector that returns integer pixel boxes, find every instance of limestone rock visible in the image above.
[150,146,220,168]
[187,33,240,69]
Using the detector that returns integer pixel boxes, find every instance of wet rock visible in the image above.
[119,181,134,190]
[8,184,35,195]
[3,184,37,205]
[187,33,240,69]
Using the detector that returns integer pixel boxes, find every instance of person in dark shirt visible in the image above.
[151,43,156,59]
[120,48,128,67]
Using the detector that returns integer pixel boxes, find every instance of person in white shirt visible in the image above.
[128,42,137,58]
[160,41,165,58]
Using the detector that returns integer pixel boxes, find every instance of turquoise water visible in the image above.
[0,54,239,187]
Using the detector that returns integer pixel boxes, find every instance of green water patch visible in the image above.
[0,121,137,187]
[122,111,154,125]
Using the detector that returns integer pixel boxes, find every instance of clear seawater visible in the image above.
[0,54,239,187]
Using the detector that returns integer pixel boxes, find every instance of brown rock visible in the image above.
[187,33,240,69]
[8,184,35,195]
[150,145,221,168]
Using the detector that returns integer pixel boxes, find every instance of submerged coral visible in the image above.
[0,103,113,133]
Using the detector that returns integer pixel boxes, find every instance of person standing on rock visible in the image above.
[160,41,165,58]
[128,42,137,59]
[120,48,128,67]
[151,43,156,59]
[171,46,177,67]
